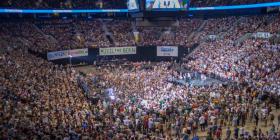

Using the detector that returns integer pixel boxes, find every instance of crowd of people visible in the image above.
[0,20,113,53]
[0,46,96,139]
[1,50,280,139]
[0,15,278,54]
[1,11,280,139]
[190,0,280,7]
[135,19,204,47]
[0,19,204,53]
[186,14,280,94]
[106,20,136,47]
[73,61,279,140]
[37,20,112,49]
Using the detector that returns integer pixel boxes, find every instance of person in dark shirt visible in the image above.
[252,127,258,138]
[234,127,239,139]
[215,127,222,140]
[226,127,231,140]
[254,113,259,126]
[182,133,189,140]
[278,114,280,127]
[206,131,213,140]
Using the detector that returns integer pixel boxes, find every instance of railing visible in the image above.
[0,9,129,13]
[189,2,280,11]
[0,2,280,14]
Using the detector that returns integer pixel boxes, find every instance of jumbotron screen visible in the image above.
[127,0,139,11]
[146,0,189,11]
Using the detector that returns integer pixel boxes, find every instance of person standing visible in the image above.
[215,127,222,140]
[275,96,279,110]
[192,121,198,137]
[206,131,213,140]
[269,113,274,126]
[240,127,245,138]
[278,114,280,128]
[226,127,231,140]
[192,135,199,140]
[182,128,189,140]
[148,118,154,132]
[199,115,205,131]
[252,127,258,139]
[254,112,259,127]
[234,127,239,140]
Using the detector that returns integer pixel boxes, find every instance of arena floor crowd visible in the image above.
[0,11,280,140]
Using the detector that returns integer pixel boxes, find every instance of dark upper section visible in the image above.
[0,0,128,9]
[190,0,280,7]
[0,0,280,9]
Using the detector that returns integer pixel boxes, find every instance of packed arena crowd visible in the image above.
[0,19,201,53]
[1,11,280,140]
[1,48,280,139]
[0,46,93,139]
[186,14,280,94]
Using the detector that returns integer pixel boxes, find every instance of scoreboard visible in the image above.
[146,0,189,11]
[127,0,140,11]
[129,0,189,18]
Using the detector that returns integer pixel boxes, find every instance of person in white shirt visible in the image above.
[152,0,181,9]
[199,116,206,131]
[124,117,130,126]
[148,118,154,130]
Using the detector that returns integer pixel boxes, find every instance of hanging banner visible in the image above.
[68,48,89,57]
[253,32,271,39]
[208,35,218,40]
[47,50,68,60]
[157,46,178,57]
[99,47,136,56]
[47,48,88,60]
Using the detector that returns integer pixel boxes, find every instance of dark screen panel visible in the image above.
[0,0,128,9]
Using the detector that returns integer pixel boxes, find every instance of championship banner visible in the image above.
[47,48,88,60]
[157,46,178,57]
[99,47,136,56]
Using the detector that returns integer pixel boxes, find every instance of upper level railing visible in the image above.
[189,2,280,11]
[0,2,279,13]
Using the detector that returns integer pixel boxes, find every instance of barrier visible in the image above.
[0,9,129,13]
[48,45,192,65]
[252,32,272,39]
[189,2,280,11]
[47,48,88,60]
[99,47,136,56]
[0,2,280,13]
[157,46,178,57]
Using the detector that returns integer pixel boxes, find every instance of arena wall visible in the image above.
[46,45,197,65]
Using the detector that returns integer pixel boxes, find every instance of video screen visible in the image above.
[146,0,189,10]
[127,0,139,11]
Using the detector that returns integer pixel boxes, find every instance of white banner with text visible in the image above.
[157,46,178,57]
[47,48,88,60]
[99,47,137,56]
